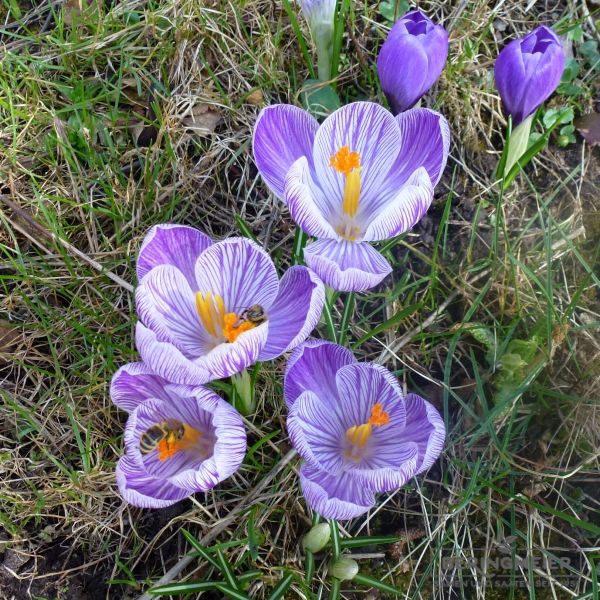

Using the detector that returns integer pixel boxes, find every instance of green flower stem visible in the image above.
[231,369,254,415]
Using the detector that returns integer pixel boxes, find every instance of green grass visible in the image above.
[0,0,599,599]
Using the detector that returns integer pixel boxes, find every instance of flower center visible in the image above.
[330,146,362,219]
[345,403,390,462]
[195,291,257,343]
[157,423,203,461]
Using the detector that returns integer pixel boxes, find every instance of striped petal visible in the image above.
[303,238,392,292]
[136,265,213,357]
[299,463,375,520]
[284,339,355,408]
[403,393,446,473]
[258,266,325,361]
[312,103,401,222]
[284,156,339,239]
[110,362,173,413]
[362,167,433,241]
[137,224,213,289]
[253,104,319,199]
[194,237,279,313]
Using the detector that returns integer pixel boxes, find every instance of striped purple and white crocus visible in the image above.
[135,224,324,385]
[285,340,445,520]
[112,363,247,508]
[253,101,449,292]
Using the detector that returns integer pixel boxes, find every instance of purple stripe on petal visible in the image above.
[312,103,401,222]
[284,339,356,407]
[136,265,213,357]
[136,323,211,385]
[194,238,279,313]
[299,463,375,520]
[287,391,345,473]
[211,400,248,480]
[137,224,212,289]
[303,238,392,292]
[403,393,445,473]
[110,362,171,413]
[284,157,339,239]
[259,266,325,361]
[253,104,319,199]
[362,167,433,241]
[334,362,407,432]
[352,444,419,492]
[195,321,268,380]
[391,108,450,188]
[116,455,189,508]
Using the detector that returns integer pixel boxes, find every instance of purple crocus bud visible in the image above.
[134,225,324,385]
[111,363,246,508]
[495,26,565,126]
[253,102,449,292]
[284,340,445,520]
[377,10,449,114]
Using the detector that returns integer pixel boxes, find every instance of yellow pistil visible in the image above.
[330,145,362,230]
[345,403,390,461]
[195,291,225,338]
[157,425,202,462]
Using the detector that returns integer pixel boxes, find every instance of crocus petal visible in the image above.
[362,168,433,241]
[288,391,346,474]
[116,455,189,508]
[136,323,211,385]
[351,444,419,492]
[403,393,445,473]
[210,397,248,480]
[391,108,450,188]
[312,102,401,219]
[303,238,392,292]
[253,104,319,199]
[258,266,325,361]
[137,224,213,289]
[284,157,339,239]
[110,362,172,413]
[299,463,376,520]
[334,362,407,432]
[136,265,213,357]
[194,238,279,313]
[284,339,356,408]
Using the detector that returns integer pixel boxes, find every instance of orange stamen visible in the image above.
[329,146,361,175]
[367,403,390,427]
[222,312,256,343]
[157,425,202,461]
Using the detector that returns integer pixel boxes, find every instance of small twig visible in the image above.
[136,449,298,600]
[0,195,134,293]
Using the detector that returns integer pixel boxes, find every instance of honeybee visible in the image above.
[237,304,267,327]
[139,419,185,455]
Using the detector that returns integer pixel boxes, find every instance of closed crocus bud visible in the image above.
[377,10,449,114]
[331,557,359,581]
[302,523,331,553]
[299,0,337,80]
[494,26,565,126]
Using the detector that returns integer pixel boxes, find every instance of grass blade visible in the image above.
[267,571,295,600]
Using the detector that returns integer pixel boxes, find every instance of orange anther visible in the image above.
[222,312,256,343]
[367,403,390,427]
[157,426,202,461]
[329,146,361,175]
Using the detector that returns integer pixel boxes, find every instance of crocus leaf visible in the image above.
[300,79,341,119]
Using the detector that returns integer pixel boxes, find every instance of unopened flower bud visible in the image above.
[302,522,331,553]
[330,557,359,581]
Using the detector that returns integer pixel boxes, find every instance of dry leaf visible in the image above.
[182,104,221,136]
[246,90,264,106]
[0,320,20,355]
[575,112,600,146]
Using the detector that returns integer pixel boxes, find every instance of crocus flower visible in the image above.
[377,10,449,114]
[495,26,565,126]
[253,101,449,292]
[285,340,445,520]
[298,0,336,80]
[135,224,324,385]
[111,362,246,508]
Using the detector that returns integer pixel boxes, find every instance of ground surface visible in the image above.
[0,0,599,599]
